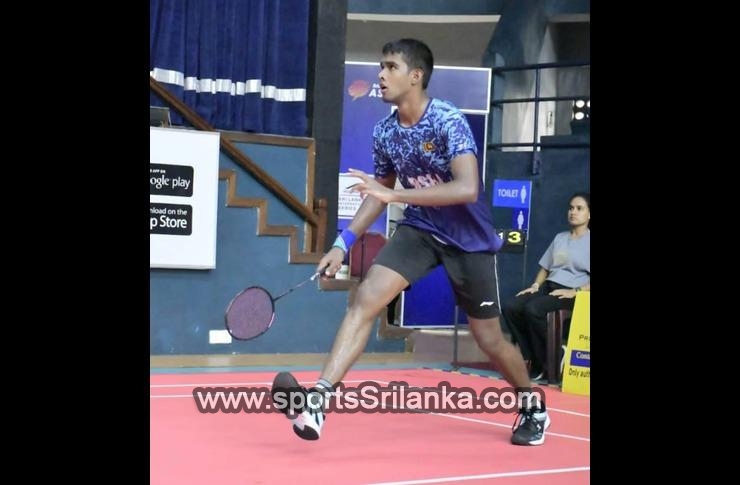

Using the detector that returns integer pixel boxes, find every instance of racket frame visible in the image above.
[224,286,275,341]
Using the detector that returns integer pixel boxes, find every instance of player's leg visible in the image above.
[284,265,407,441]
[272,267,406,441]
[441,249,530,386]
[442,249,550,445]
[467,316,531,389]
[274,225,437,441]
[319,265,408,384]
[318,225,438,386]
[466,314,550,445]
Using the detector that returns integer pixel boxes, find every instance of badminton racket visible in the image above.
[225,271,323,341]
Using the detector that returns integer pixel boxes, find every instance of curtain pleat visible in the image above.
[150,0,309,136]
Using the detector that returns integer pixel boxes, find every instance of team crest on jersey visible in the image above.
[422,141,435,152]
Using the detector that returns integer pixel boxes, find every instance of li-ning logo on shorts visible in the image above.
[479,301,495,307]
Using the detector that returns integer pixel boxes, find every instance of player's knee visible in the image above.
[487,334,509,353]
[355,282,391,308]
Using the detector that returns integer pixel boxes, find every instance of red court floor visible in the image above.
[151,367,589,484]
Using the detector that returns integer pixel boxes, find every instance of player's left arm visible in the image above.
[347,153,479,206]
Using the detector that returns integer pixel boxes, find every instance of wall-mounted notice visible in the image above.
[150,127,220,269]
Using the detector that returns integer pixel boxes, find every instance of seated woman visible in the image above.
[502,192,590,382]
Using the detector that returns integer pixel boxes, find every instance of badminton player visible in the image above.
[272,38,549,446]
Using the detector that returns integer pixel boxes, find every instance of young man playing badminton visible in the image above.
[272,38,549,446]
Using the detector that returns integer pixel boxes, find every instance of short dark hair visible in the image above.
[382,38,434,89]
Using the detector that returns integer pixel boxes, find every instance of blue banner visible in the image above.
[569,349,591,368]
[492,179,532,209]
[339,63,393,234]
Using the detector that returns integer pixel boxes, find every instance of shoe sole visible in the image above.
[271,372,303,420]
[293,425,319,440]
[293,411,321,441]
[292,401,325,441]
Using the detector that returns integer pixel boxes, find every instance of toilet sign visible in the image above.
[493,179,532,252]
[512,208,529,231]
[492,179,532,208]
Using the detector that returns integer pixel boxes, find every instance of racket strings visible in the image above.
[225,271,323,341]
[225,287,274,340]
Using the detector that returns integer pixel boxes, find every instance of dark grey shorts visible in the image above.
[373,224,501,319]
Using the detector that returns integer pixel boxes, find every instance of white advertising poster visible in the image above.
[150,127,220,269]
[337,172,366,220]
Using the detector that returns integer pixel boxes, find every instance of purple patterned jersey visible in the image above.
[373,98,503,253]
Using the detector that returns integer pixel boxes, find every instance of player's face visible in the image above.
[378,53,417,104]
[568,197,590,228]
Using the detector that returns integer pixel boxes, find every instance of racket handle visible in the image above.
[310,270,326,281]
[274,270,325,301]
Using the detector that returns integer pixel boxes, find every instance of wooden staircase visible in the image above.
[219,167,326,263]
[150,76,327,264]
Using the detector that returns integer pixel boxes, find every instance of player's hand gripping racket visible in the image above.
[225,271,323,340]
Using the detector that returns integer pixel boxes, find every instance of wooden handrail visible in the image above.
[149,76,319,227]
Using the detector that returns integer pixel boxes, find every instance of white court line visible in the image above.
[549,407,589,418]
[363,466,590,485]
[149,379,389,400]
[150,390,589,442]
[408,411,590,442]
[152,394,203,399]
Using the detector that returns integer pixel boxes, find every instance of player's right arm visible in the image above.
[317,173,397,277]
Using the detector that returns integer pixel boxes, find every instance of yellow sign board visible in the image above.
[561,291,590,396]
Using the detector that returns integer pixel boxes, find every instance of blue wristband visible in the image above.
[332,229,357,253]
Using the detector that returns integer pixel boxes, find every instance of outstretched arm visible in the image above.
[347,152,480,206]
[344,173,397,236]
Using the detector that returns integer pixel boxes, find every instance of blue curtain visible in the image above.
[150,0,309,136]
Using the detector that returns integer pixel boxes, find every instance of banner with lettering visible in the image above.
[150,128,220,269]
[561,291,590,396]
